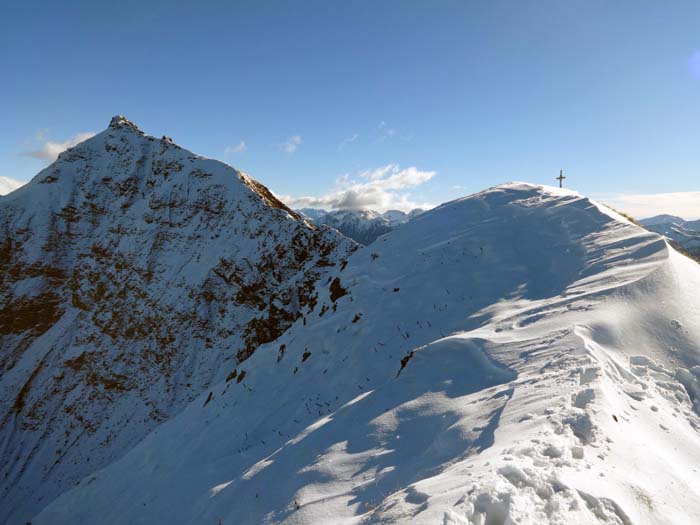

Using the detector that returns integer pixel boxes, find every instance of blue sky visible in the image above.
[2,1,700,216]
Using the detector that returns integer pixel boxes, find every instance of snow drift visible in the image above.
[26,182,700,524]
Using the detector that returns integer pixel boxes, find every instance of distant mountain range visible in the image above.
[297,207,424,245]
[640,214,700,260]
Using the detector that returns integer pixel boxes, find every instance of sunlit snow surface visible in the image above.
[28,182,700,524]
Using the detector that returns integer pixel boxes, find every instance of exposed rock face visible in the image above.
[0,116,356,523]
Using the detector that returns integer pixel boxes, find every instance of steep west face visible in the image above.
[33,184,700,524]
[0,116,356,523]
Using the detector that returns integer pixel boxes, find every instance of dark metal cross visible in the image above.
[556,169,566,188]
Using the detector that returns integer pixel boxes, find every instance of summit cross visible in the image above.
[556,170,566,188]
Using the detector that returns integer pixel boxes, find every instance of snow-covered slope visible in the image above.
[33,183,700,524]
[0,116,356,523]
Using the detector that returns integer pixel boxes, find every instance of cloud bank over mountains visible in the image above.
[281,163,436,212]
[602,191,700,220]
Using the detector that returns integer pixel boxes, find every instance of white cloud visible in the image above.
[281,135,302,154]
[337,133,359,152]
[280,164,437,213]
[598,191,700,220]
[0,176,25,196]
[22,132,96,162]
[224,140,246,156]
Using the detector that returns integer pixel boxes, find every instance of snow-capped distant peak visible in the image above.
[296,208,328,221]
[381,209,409,226]
[640,214,688,226]
[297,207,424,245]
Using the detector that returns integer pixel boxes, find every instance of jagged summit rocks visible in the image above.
[0,117,356,523]
[109,114,141,131]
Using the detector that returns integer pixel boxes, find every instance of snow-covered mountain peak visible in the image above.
[0,119,356,523]
[432,182,604,224]
[18,116,303,224]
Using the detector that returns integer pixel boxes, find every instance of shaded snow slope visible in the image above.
[34,183,700,524]
[0,116,356,523]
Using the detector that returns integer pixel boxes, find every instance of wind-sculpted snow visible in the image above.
[0,116,356,523]
[32,183,700,524]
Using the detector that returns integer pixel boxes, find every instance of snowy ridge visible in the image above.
[0,117,356,523]
[32,183,700,524]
